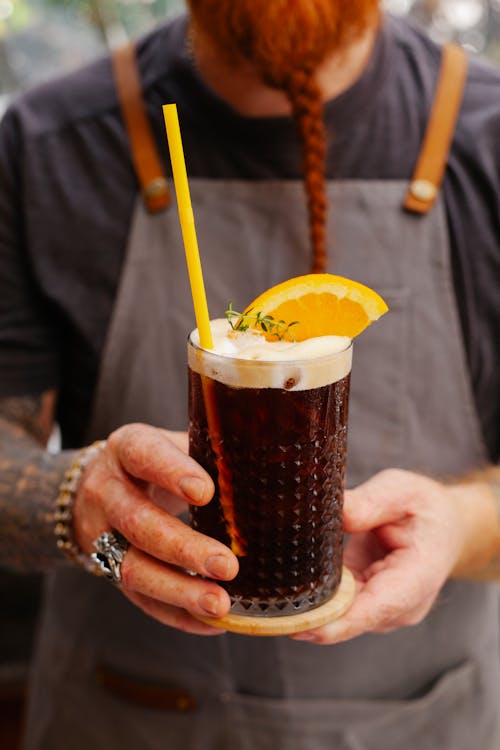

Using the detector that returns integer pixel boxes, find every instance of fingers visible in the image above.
[159,429,189,454]
[101,474,239,581]
[120,546,232,619]
[147,484,189,517]
[290,470,457,646]
[123,589,226,636]
[73,424,237,638]
[108,423,214,505]
[342,531,387,580]
[343,469,433,534]
[291,548,439,645]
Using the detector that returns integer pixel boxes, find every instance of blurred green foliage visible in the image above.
[5,0,32,30]
[0,0,183,97]
[5,0,183,38]
[43,0,180,27]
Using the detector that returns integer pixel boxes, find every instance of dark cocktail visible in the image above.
[189,321,352,616]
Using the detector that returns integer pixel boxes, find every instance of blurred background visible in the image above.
[2,0,500,116]
[1,0,500,747]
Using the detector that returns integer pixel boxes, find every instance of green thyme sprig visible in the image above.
[225,301,299,341]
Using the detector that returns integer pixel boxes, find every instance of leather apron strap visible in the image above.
[113,40,466,218]
[404,44,468,214]
[112,42,171,213]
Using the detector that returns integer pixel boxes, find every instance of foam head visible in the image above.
[188,319,352,390]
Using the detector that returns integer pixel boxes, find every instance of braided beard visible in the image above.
[187,0,380,272]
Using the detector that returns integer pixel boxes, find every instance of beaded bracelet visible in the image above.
[54,440,107,573]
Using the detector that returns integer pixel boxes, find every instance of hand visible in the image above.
[291,469,466,645]
[73,423,238,635]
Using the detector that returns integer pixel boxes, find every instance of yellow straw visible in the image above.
[163,103,213,349]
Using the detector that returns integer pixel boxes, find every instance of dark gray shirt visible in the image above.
[0,14,499,459]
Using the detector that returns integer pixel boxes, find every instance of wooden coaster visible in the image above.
[196,567,355,636]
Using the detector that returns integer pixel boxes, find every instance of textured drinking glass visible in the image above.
[188,334,352,616]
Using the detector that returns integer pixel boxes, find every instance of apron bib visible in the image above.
[24,179,499,750]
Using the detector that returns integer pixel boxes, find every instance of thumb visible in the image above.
[343,469,418,534]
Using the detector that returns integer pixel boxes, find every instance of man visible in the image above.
[0,0,499,747]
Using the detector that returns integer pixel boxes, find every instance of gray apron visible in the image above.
[24,180,499,750]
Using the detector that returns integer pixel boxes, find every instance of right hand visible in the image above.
[73,423,239,635]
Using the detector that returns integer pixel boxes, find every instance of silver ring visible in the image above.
[91,530,130,584]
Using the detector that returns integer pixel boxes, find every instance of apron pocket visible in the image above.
[38,664,217,750]
[346,288,410,487]
[222,660,477,750]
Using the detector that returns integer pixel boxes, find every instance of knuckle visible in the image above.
[120,440,147,474]
[377,468,410,484]
[376,624,398,634]
[375,602,399,626]
[402,610,427,627]
[119,503,148,544]
[81,464,105,506]
[413,578,430,605]
[169,534,199,569]
[401,597,434,626]
[108,423,149,454]
[107,426,128,452]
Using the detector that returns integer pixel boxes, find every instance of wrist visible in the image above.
[448,480,500,579]
[54,441,106,571]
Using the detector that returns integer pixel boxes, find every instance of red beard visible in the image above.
[187,0,380,87]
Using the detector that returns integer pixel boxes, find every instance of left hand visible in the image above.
[290,469,466,645]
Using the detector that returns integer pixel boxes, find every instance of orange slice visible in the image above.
[244,274,388,341]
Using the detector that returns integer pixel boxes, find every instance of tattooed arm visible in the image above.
[0,394,241,635]
[0,389,75,572]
